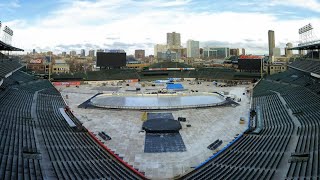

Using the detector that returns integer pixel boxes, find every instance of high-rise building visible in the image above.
[285,43,293,57]
[134,49,145,59]
[273,47,281,57]
[242,48,246,55]
[70,50,77,56]
[203,47,230,59]
[81,49,85,57]
[268,30,275,56]
[89,50,95,57]
[230,48,245,56]
[154,44,167,57]
[167,32,181,48]
[32,49,36,55]
[187,40,200,58]
[62,52,67,56]
[230,49,238,56]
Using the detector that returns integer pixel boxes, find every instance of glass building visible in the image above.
[203,47,230,59]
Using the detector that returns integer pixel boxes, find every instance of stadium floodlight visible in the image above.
[298,23,317,46]
[299,24,313,34]
[3,26,13,36]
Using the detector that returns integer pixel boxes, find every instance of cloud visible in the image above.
[155,0,192,7]
[243,39,255,43]
[5,0,320,56]
[272,0,320,12]
[0,0,20,8]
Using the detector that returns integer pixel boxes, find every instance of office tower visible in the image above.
[242,48,246,55]
[135,49,145,59]
[167,32,181,48]
[230,49,238,56]
[230,48,244,56]
[268,30,275,56]
[70,50,77,56]
[62,52,67,56]
[187,40,200,58]
[89,50,95,57]
[81,49,85,57]
[154,44,167,57]
[273,47,281,57]
[203,47,230,59]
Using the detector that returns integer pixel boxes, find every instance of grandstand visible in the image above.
[2,31,320,180]
[2,63,320,179]
[177,43,320,179]
[51,67,261,82]
[187,36,319,180]
[0,41,146,179]
[0,71,146,179]
[289,60,320,78]
[148,62,192,68]
[179,73,320,179]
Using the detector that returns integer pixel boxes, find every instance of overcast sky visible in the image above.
[1,0,320,55]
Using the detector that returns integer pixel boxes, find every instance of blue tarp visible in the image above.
[166,83,184,90]
[155,80,169,83]
[168,78,181,82]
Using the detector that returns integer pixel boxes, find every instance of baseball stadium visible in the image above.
[1,25,320,180]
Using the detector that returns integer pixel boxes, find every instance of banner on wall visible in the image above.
[53,81,81,86]
[126,79,139,83]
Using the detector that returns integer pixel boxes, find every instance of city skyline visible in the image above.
[1,0,320,55]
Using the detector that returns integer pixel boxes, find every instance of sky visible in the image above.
[1,0,320,55]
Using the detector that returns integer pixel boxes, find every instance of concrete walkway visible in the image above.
[31,91,56,179]
[270,90,301,179]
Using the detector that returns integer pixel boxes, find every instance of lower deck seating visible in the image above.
[0,89,42,179]
[282,87,320,178]
[266,68,320,94]
[181,90,294,179]
[182,74,320,179]
[0,71,145,180]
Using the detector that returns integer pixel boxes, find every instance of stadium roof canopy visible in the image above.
[0,40,24,51]
[289,42,320,50]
